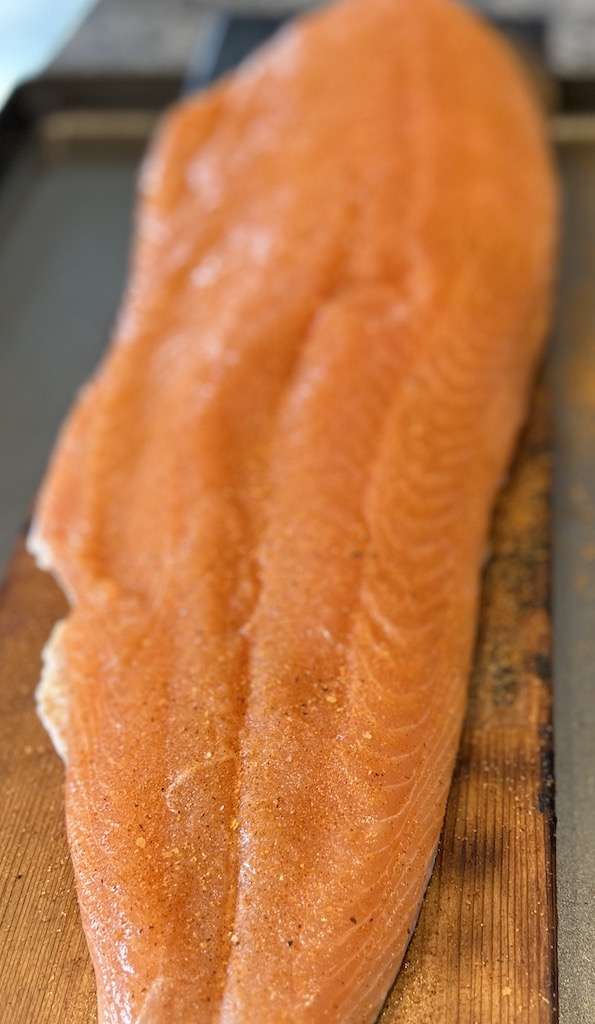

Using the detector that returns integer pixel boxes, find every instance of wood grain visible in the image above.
[381,381,557,1024]
[0,384,556,1023]
[0,539,95,1022]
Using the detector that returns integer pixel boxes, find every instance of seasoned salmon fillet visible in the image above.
[29,0,557,1020]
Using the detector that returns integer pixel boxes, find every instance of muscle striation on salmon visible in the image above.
[29,0,557,1020]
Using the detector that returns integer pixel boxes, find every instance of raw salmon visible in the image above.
[29,0,557,1020]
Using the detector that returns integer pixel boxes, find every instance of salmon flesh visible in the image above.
[29,0,557,1020]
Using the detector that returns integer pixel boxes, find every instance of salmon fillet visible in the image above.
[29,0,557,1020]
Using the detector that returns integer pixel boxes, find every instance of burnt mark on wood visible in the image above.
[532,650,552,684]
[489,656,518,708]
[538,722,556,817]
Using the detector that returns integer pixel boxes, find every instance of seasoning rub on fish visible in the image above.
[30,0,557,1020]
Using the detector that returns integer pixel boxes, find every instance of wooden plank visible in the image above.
[0,383,556,1023]
[0,537,95,1022]
[381,381,557,1024]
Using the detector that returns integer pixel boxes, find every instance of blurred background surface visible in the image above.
[2,0,595,112]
